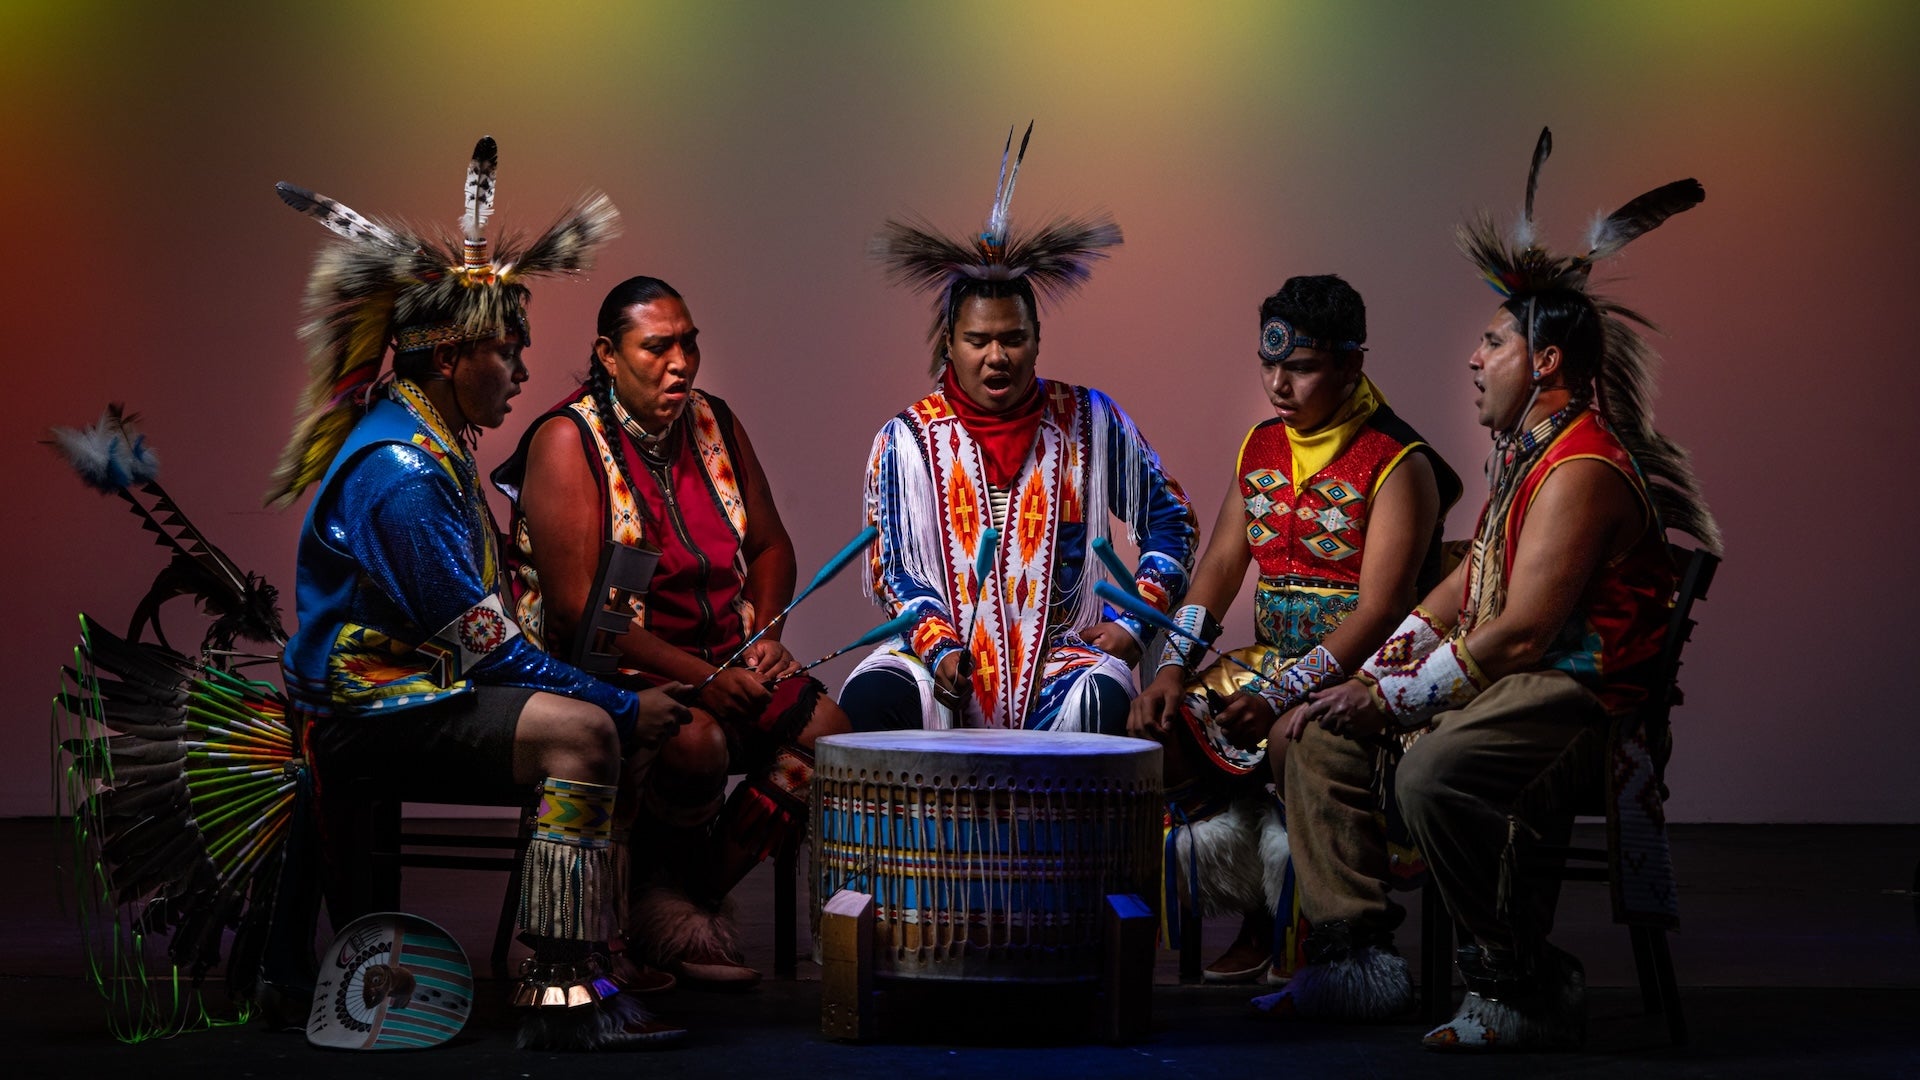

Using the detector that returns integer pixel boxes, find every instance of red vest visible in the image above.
[1492,410,1674,713]
[1237,406,1455,655]
[607,411,749,661]
[499,388,751,665]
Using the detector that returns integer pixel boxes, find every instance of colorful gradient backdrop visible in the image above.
[5,1,1916,820]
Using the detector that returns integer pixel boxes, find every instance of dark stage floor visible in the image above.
[6,819,1918,1078]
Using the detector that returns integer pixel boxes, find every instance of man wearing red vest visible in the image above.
[1129,276,1460,984]
[1268,130,1718,1050]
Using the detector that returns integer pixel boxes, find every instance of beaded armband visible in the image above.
[1250,643,1343,715]
[435,593,522,675]
[1153,603,1222,677]
[1359,632,1489,730]
[1358,607,1447,683]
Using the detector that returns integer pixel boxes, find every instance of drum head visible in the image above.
[818,729,1157,756]
[307,912,473,1050]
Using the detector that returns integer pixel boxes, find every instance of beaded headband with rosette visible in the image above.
[872,122,1124,372]
[1258,316,1364,365]
[1457,127,1719,552]
[266,136,621,507]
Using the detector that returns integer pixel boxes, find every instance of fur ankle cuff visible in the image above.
[628,884,743,968]
[1272,946,1412,1020]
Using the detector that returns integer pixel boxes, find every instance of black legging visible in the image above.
[841,668,1132,735]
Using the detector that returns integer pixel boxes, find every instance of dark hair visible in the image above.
[594,276,684,350]
[935,277,1042,371]
[1260,274,1366,349]
[583,275,684,392]
[1501,288,1602,392]
[390,346,438,382]
[390,283,533,383]
[580,276,687,506]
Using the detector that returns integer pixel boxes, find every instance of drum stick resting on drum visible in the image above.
[1093,581,1287,692]
[696,524,878,691]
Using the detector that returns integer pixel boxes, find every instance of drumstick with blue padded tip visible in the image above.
[797,611,919,674]
[1093,581,1285,692]
[1090,536,1140,597]
[953,527,1000,685]
[695,524,879,692]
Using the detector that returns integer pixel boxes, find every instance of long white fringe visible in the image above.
[519,836,616,942]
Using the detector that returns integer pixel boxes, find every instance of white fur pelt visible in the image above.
[1253,947,1412,1020]
[629,884,743,968]
[516,992,681,1051]
[1168,795,1290,917]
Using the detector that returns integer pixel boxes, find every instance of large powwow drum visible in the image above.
[812,730,1161,982]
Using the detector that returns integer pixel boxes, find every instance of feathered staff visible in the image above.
[49,406,286,659]
[55,615,297,1040]
[48,409,298,1038]
[266,136,620,506]
[1456,127,1719,553]
[871,122,1124,372]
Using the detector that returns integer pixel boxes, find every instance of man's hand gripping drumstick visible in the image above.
[934,527,999,715]
[693,525,878,694]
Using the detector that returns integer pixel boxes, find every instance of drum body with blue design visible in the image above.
[811,730,1161,982]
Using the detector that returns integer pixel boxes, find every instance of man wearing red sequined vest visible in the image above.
[1129,276,1459,985]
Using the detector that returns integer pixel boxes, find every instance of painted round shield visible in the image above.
[307,912,474,1050]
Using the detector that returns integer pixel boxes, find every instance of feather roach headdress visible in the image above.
[266,136,621,506]
[873,123,1123,372]
[1459,127,1719,552]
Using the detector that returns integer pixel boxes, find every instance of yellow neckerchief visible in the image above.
[1284,373,1383,489]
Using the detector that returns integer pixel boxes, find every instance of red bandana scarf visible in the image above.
[940,366,1045,489]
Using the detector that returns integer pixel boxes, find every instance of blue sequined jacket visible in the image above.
[282,384,638,736]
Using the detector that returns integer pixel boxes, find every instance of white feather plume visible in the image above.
[463,135,498,240]
[49,407,160,493]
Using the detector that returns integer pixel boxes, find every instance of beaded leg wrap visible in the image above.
[516,777,621,1010]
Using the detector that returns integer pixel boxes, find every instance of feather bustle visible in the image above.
[59,614,296,991]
